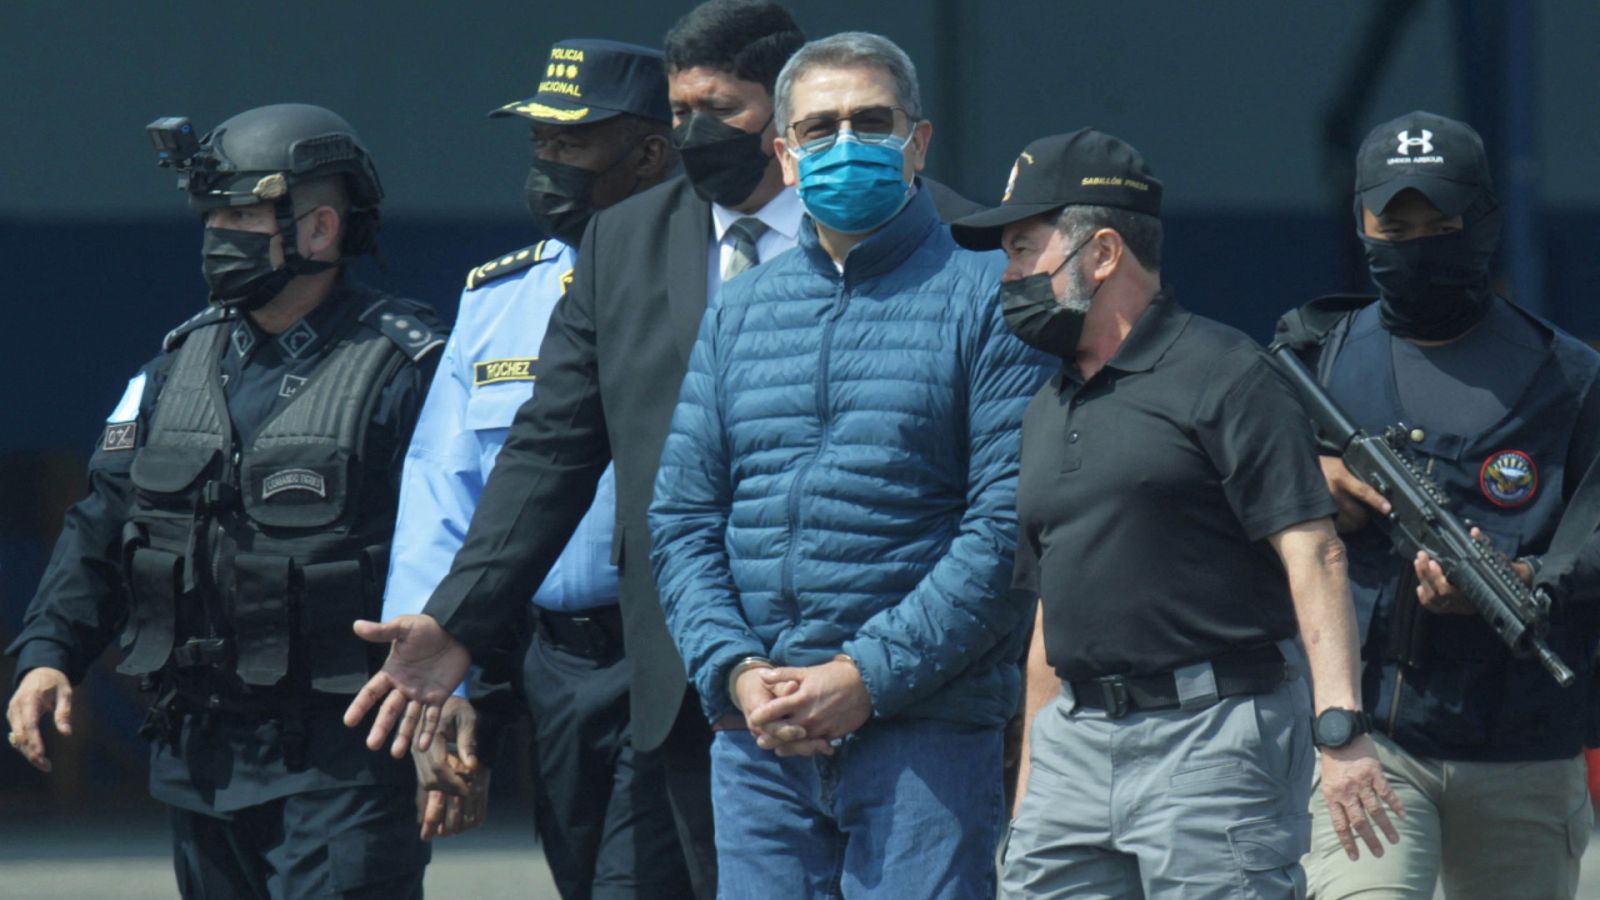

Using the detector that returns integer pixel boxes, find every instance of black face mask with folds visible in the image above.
[672,113,772,207]
[1000,273,1086,360]
[996,235,1097,359]
[201,227,297,311]
[1362,229,1493,341]
[525,158,600,247]
[201,215,336,312]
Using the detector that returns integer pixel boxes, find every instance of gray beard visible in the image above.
[1057,264,1094,314]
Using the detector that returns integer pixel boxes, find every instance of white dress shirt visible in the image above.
[707,186,804,302]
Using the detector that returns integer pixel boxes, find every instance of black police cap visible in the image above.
[1355,110,1490,218]
[490,38,670,126]
[952,129,1163,251]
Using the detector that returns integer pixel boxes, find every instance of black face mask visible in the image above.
[1362,229,1493,341]
[997,236,1097,359]
[525,158,600,247]
[201,227,297,311]
[673,113,772,207]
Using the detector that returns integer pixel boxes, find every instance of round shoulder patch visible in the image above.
[1479,449,1538,508]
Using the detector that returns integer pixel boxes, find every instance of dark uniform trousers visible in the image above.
[521,605,693,900]
[170,781,423,899]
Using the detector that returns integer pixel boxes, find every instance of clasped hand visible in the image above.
[734,658,872,758]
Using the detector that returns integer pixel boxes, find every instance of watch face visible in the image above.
[1318,710,1354,747]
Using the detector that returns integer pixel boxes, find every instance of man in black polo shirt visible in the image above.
[951,130,1403,896]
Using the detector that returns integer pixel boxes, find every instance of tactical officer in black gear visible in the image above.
[5,103,444,898]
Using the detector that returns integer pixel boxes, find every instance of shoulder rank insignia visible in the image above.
[359,297,446,363]
[465,240,555,291]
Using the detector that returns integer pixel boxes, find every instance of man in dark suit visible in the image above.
[341,2,979,895]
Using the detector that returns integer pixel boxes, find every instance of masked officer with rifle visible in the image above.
[6,103,442,898]
[1275,110,1600,900]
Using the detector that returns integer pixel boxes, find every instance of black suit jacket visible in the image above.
[423,174,979,751]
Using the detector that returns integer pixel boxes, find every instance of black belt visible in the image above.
[1068,645,1288,720]
[533,604,624,659]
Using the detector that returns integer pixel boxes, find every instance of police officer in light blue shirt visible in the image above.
[382,38,687,899]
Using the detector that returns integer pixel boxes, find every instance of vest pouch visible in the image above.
[129,445,220,505]
[116,548,181,676]
[241,442,350,530]
[232,553,293,686]
[300,558,371,694]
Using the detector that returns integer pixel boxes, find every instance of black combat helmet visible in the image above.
[176,103,384,257]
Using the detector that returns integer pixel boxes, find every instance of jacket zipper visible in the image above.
[780,281,850,623]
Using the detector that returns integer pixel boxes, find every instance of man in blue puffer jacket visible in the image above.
[649,31,1052,900]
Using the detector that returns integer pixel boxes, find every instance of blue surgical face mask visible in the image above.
[792,132,912,235]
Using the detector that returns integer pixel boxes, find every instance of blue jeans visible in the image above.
[710,718,1004,900]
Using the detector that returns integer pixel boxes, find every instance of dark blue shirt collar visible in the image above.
[228,278,358,366]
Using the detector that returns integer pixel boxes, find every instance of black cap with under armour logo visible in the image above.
[950,128,1163,251]
[1355,110,1492,217]
[489,38,671,126]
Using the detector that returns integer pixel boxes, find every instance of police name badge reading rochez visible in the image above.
[474,358,538,385]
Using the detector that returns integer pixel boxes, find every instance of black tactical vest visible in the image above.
[119,298,438,697]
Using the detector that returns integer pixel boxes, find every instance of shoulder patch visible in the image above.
[106,371,148,423]
[100,421,138,452]
[465,241,556,291]
[358,297,446,363]
[162,306,230,351]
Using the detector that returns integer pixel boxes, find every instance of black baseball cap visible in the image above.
[1355,110,1490,217]
[490,38,671,126]
[951,129,1163,250]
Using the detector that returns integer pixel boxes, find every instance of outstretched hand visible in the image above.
[343,614,471,758]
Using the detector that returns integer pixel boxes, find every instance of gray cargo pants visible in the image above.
[1003,657,1315,899]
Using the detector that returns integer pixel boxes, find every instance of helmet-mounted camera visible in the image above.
[147,117,202,170]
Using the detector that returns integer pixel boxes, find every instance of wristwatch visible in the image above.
[1312,707,1371,749]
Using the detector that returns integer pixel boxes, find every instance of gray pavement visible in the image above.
[0,806,558,900]
[3,805,1598,898]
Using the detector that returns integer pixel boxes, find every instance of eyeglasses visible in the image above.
[786,105,914,155]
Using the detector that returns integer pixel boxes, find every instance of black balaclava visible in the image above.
[1359,188,1502,341]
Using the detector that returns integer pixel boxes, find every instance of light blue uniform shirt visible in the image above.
[384,238,619,632]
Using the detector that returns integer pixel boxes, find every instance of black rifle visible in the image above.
[1270,345,1574,686]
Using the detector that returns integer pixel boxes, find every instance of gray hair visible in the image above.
[773,31,923,138]
[1055,204,1164,272]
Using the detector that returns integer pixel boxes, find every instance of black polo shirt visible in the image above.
[1013,291,1336,680]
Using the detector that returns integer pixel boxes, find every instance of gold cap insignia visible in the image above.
[253,173,289,200]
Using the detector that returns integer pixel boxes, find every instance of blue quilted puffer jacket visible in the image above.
[649,186,1053,727]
